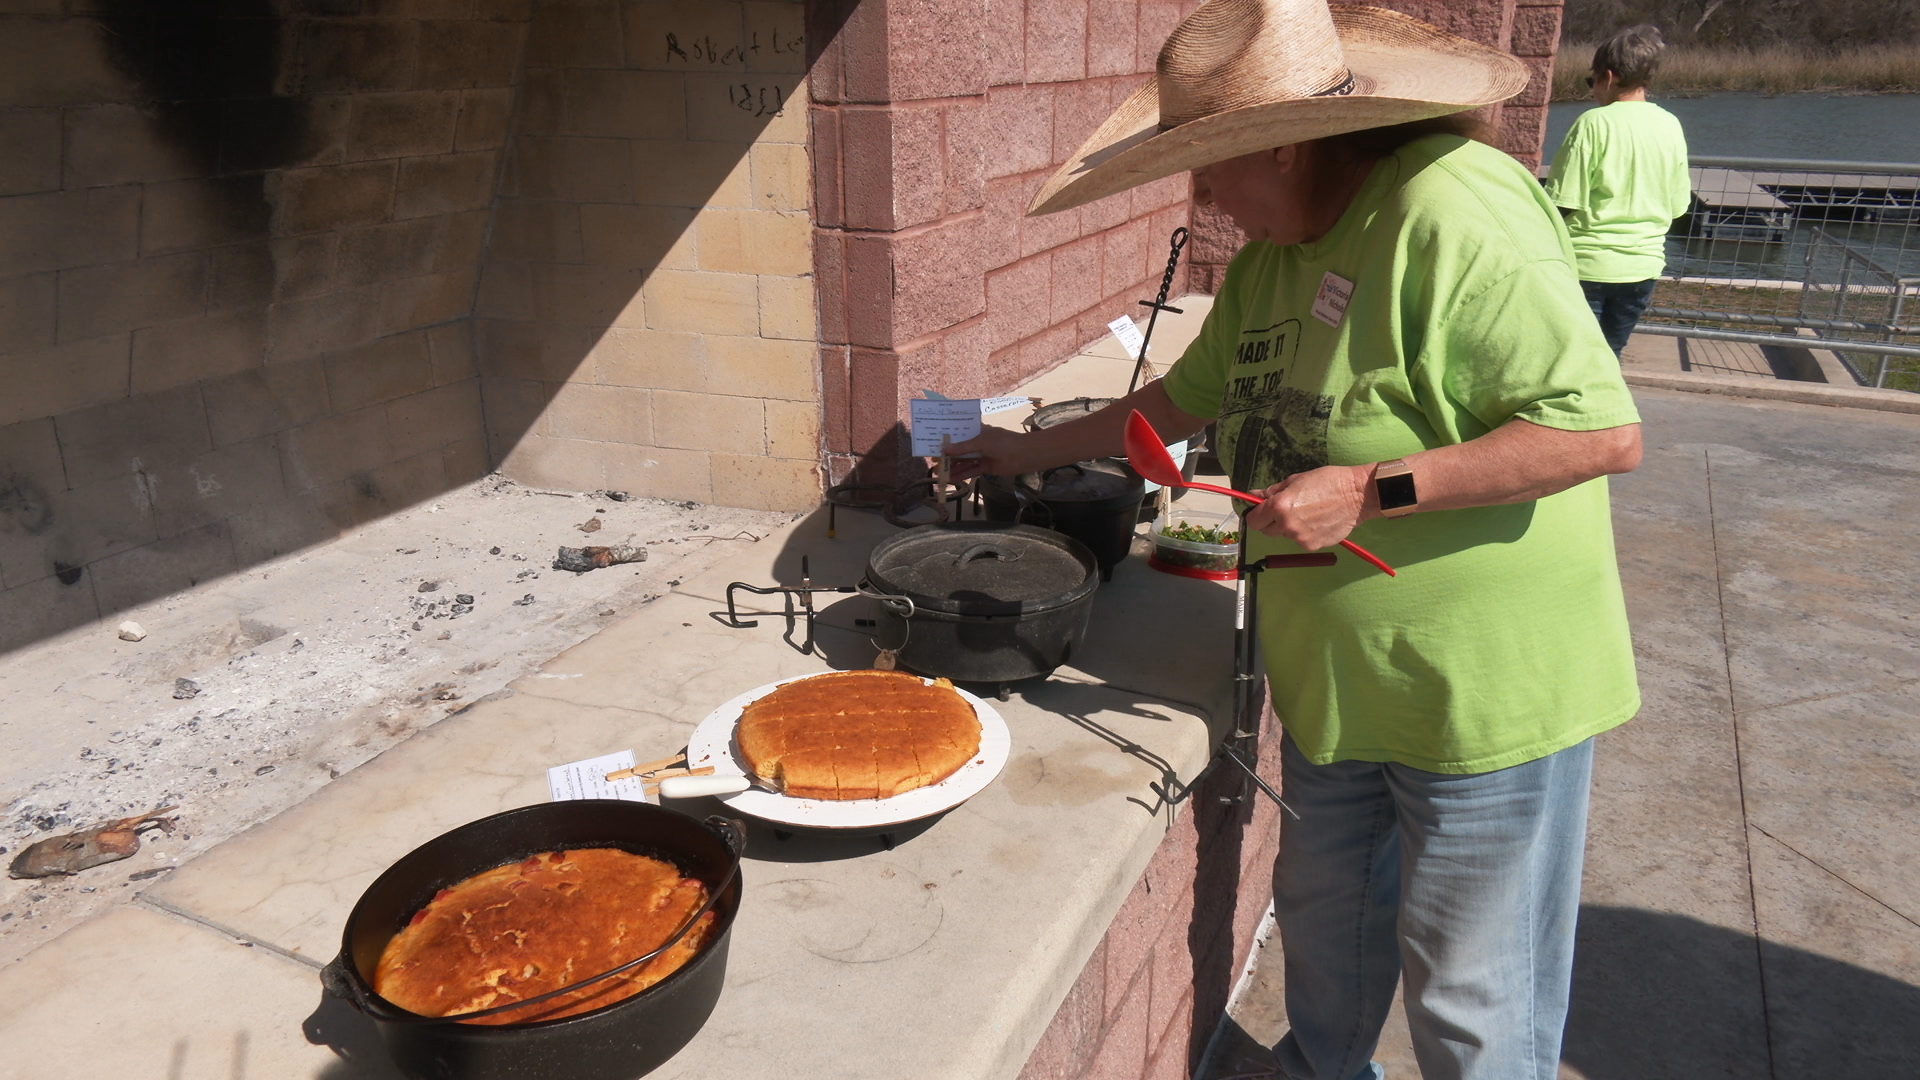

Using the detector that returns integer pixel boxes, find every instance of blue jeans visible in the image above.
[1580,279,1657,357]
[1270,734,1594,1080]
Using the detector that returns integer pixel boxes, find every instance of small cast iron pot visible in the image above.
[863,521,1099,686]
[977,461,1144,581]
[1024,398,1200,520]
[321,801,745,1080]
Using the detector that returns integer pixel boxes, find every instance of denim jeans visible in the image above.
[1270,734,1594,1080]
[1580,279,1658,357]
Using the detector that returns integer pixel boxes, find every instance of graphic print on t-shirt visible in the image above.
[1218,319,1334,492]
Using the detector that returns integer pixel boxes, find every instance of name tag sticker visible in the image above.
[1312,272,1354,328]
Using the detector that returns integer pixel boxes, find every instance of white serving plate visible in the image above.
[683,672,1012,830]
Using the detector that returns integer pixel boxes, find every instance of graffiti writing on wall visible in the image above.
[727,83,786,118]
[663,29,804,67]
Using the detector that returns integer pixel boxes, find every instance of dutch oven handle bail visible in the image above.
[321,839,748,1026]
[1008,471,1057,528]
[1009,464,1085,528]
[954,542,1022,567]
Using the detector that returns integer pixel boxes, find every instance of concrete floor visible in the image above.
[1199,377,1920,1077]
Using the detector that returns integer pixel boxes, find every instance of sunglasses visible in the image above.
[1584,75,1595,87]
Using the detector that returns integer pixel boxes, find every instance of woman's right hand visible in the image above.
[943,426,1042,482]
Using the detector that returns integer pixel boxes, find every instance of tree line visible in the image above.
[1562,0,1920,50]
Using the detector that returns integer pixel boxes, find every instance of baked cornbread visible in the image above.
[736,669,982,800]
[373,848,714,1025]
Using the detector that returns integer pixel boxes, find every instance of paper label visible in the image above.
[1311,272,1354,328]
[1108,315,1147,359]
[980,395,1034,416]
[548,750,654,803]
[910,397,984,457]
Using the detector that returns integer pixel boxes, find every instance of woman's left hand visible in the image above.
[1244,465,1373,550]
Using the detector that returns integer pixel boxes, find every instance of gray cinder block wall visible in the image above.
[0,1,818,655]
[0,2,524,652]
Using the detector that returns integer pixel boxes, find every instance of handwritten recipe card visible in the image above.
[909,398,983,457]
[909,396,1038,457]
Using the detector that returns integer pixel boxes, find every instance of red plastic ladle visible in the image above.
[1124,410,1397,578]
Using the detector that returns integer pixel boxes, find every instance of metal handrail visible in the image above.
[1644,154,1919,389]
[1688,156,1920,176]
[1632,324,1920,360]
[1646,307,1920,336]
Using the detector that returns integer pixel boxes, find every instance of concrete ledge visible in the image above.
[1625,370,1920,415]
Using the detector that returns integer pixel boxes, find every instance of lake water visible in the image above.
[1545,94,1920,282]
[1545,93,1920,164]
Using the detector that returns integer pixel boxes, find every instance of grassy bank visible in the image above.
[1553,42,1920,101]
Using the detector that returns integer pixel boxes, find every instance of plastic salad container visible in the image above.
[1148,511,1241,581]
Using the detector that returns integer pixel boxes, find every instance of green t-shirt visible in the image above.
[1162,135,1642,774]
[1545,101,1692,282]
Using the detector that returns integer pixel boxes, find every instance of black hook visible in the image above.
[1128,226,1192,394]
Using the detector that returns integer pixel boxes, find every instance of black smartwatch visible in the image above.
[1374,458,1418,518]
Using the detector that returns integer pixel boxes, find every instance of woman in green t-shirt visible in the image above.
[951,1,1645,1078]
[1545,24,1694,356]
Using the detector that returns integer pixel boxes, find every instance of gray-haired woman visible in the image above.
[951,2,1643,1077]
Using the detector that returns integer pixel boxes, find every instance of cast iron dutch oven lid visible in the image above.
[866,522,1098,617]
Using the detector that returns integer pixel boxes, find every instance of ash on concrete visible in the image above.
[0,474,794,964]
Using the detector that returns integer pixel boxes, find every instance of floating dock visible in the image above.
[1684,167,1794,242]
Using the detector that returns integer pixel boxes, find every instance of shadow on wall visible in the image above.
[0,1,525,653]
[0,1,821,656]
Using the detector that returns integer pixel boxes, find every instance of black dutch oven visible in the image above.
[320,801,745,1080]
[1025,398,1200,520]
[863,521,1098,685]
[977,461,1143,581]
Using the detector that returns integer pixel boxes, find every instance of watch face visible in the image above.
[1376,471,1418,512]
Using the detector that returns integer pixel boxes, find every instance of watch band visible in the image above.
[1374,458,1418,518]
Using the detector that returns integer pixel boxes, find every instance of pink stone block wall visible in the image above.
[810,0,1199,486]
[1018,698,1288,1080]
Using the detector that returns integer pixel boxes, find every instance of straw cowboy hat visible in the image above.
[1029,0,1530,215]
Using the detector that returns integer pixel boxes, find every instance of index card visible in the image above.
[910,397,984,457]
[1108,315,1147,359]
[548,750,653,803]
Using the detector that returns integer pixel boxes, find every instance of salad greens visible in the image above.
[1161,521,1239,545]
